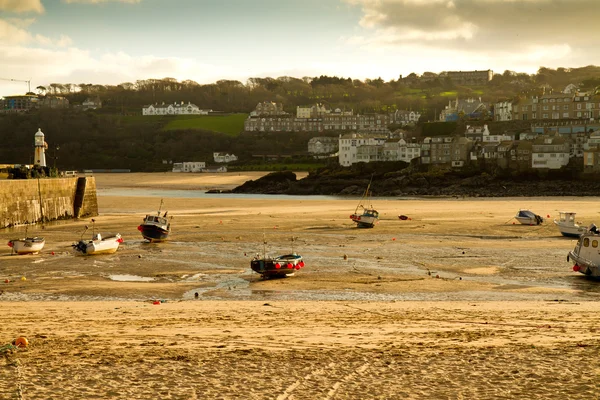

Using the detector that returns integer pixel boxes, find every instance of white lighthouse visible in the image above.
[34,128,47,167]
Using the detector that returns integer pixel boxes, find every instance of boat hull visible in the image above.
[554,221,586,238]
[568,251,600,277]
[74,234,122,255]
[140,225,170,242]
[8,238,45,255]
[251,254,304,278]
[515,217,539,225]
[350,214,378,228]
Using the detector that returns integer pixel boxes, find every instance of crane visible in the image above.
[0,77,31,93]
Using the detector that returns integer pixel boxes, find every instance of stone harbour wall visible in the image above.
[0,177,98,228]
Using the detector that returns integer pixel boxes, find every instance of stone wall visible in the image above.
[0,177,98,228]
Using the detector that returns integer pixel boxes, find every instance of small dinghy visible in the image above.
[8,237,45,255]
[514,209,543,225]
[73,220,123,255]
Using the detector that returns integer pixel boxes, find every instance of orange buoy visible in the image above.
[14,337,28,348]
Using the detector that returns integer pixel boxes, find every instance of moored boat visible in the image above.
[251,253,305,278]
[568,224,600,276]
[8,237,45,255]
[250,236,305,278]
[350,177,379,228]
[73,220,123,255]
[138,200,171,242]
[554,211,586,238]
[514,209,543,225]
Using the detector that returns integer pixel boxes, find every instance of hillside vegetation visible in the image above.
[162,114,247,136]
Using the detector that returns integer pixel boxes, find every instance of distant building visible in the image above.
[250,101,287,117]
[446,70,493,86]
[297,103,329,118]
[421,136,474,167]
[0,95,38,112]
[308,137,338,155]
[82,97,102,110]
[531,136,570,169]
[393,110,421,125]
[172,161,206,172]
[440,98,489,121]
[338,133,388,166]
[244,103,390,133]
[213,152,238,163]
[583,131,600,173]
[143,102,211,116]
[39,96,69,109]
[494,101,513,121]
[202,165,227,173]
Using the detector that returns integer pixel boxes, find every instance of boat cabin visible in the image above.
[557,212,576,225]
[144,215,168,226]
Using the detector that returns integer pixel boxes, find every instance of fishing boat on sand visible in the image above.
[250,236,305,279]
[568,224,600,276]
[138,200,171,242]
[514,209,543,225]
[350,177,379,228]
[8,236,45,255]
[73,220,123,255]
[554,211,587,238]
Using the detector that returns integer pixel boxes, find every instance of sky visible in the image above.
[0,0,599,96]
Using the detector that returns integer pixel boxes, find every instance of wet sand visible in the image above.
[1,172,600,399]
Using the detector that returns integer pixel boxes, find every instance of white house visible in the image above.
[143,102,211,116]
[531,136,570,169]
[213,152,238,163]
[338,133,388,166]
[172,161,206,172]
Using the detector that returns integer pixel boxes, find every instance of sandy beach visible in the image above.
[1,172,600,399]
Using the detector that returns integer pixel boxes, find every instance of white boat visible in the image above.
[514,209,543,225]
[350,177,379,228]
[73,233,123,255]
[8,237,45,255]
[72,220,123,255]
[568,224,600,276]
[554,212,586,238]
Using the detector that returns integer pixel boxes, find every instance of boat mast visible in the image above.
[157,199,164,216]
[355,175,374,213]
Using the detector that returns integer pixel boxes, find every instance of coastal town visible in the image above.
[2,69,600,176]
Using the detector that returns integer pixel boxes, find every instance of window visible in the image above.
[564,105,569,110]
[584,238,590,247]
[563,113,569,118]
[543,105,549,110]
[577,104,582,110]
[594,240,599,248]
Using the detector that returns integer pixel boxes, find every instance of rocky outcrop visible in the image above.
[232,170,600,197]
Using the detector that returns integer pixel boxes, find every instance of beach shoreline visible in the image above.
[1,172,599,398]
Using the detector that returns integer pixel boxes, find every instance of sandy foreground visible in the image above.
[1,172,600,399]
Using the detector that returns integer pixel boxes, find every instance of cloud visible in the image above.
[62,0,142,4]
[0,18,74,47]
[0,0,44,13]
[343,0,600,71]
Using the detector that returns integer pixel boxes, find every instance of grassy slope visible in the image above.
[163,114,247,136]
